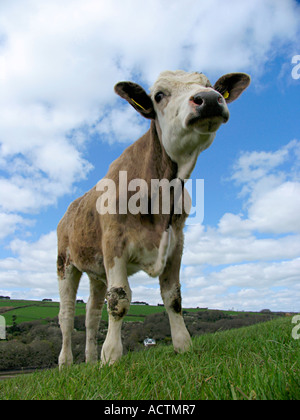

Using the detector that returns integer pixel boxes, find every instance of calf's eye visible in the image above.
[154,92,165,103]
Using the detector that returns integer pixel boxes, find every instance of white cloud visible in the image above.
[0,0,298,228]
[0,231,57,298]
[0,231,91,301]
[184,226,300,266]
[94,106,149,145]
[0,147,92,214]
[181,258,300,312]
[0,0,300,308]
[230,140,300,234]
[181,140,300,311]
[248,181,300,233]
[0,213,26,240]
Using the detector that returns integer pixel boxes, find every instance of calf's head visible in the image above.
[115,70,250,178]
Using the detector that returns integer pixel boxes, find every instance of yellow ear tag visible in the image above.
[223,91,229,99]
[130,98,146,111]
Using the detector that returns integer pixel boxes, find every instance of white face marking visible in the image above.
[150,70,229,179]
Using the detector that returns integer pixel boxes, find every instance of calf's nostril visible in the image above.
[192,95,204,106]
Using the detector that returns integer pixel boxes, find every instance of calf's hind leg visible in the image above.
[159,235,191,353]
[85,275,107,363]
[58,263,82,368]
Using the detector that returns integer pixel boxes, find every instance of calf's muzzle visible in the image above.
[190,90,229,124]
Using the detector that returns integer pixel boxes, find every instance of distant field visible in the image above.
[0,299,171,325]
[0,300,87,325]
[0,299,276,326]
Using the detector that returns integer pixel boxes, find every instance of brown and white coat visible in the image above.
[57,70,250,366]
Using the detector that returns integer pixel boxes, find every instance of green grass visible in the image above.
[1,317,299,400]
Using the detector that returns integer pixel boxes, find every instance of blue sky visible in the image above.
[0,0,299,311]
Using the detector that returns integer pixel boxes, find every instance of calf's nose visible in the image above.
[191,90,229,122]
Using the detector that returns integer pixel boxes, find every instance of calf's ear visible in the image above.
[213,73,250,103]
[114,82,156,119]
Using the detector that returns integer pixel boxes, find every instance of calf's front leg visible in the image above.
[101,256,132,365]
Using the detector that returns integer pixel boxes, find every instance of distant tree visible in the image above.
[132,301,149,305]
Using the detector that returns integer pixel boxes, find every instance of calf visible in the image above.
[57,70,250,366]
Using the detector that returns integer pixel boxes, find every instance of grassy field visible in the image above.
[0,300,168,324]
[0,316,299,400]
[0,299,270,326]
[0,299,208,325]
[0,300,84,325]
